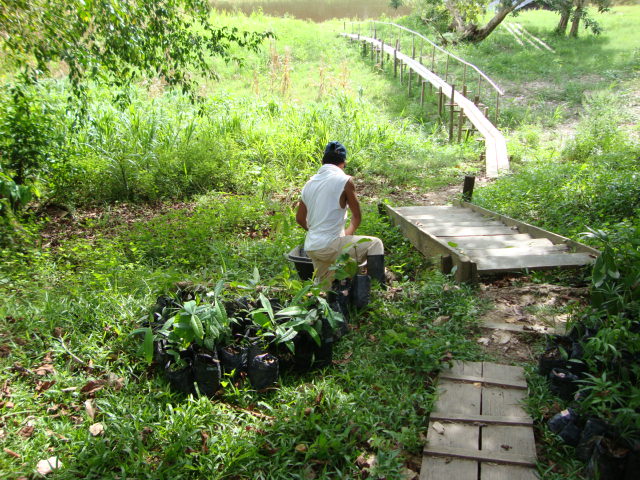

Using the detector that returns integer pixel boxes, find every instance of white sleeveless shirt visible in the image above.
[301,164,350,251]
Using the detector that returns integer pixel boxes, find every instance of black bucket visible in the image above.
[286,246,314,281]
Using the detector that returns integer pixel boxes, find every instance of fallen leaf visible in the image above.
[295,444,308,453]
[4,447,21,458]
[433,315,450,326]
[35,364,56,376]
[19,425,35,438]
[84,399,97,420]
[200,431,209,453]
[314,390,324,405]
[477,337,490,346]
[432,421,445,435]
[89,423,104,436]
[80,379,106,395]
[1,380,10,398]
[356,453,377,469]
[0,344,11,357]
[106,374,125,391]
[53,327,64,338]
[35,380,56,393]
[43,352,53,363]
[402,467,419,480]
[501,444,512,451]
[140,426,153,443]
[36,456,62,475]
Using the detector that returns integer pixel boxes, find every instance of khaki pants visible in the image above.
[306,235,384,288]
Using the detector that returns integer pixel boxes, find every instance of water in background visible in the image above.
[211,0,410,22]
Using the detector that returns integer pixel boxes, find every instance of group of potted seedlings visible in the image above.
[541,317,640,479]
[135,270,367,394]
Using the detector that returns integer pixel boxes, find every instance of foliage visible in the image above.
[405,0,528,42]
[0,0,271,104]
[474,91,640,238]
[0,196,483,478]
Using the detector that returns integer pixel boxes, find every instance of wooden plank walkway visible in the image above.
[386,202,599,282]
[421,361,538,480]
[342,32,509,177]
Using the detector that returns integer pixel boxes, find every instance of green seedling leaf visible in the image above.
[277,328,298,344]
[214,279,225,298]
[190,314,204,340]
[183,300,197,315]
[276,306,307,317]
[301,324,322,347]
[447,241,458,247]
[259,293,274,322]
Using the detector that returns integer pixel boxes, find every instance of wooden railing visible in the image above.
[346,21,503,125]
[342,21,509,177]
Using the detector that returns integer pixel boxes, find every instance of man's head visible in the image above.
[322,141,347,166]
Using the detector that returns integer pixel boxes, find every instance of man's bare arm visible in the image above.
[295,201,308,231]
[344,178,361,236]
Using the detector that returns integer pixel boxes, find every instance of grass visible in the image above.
[0,203,484,479]
[1,5,640,479]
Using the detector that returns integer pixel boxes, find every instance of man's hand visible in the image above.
[295,201,308,231]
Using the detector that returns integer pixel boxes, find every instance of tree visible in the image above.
[408,0,531,43]
[0,0,271,217]
[544,0,611,37]
[0,0,271,103]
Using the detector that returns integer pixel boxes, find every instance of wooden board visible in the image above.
[422,362,538,479]
[426,226,519,237]
[475,253,596,272]
[463,245,568,257]
[385,202,599,281]
[445,235,545,249]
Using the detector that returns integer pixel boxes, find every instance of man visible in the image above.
[295,141,385,288]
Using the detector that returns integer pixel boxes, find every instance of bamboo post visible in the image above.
[371,38,374,61]
[381,39,385,68]
[400,60,404,83]
[449,84,455,142]
[463,64,467,91]
[408,66,412,95]
[457,108,465,143]
[477,74,482,101]
[419,40,423,63]
[438,86,443,115]
[411,36,415,59]
[394,49,398,77]
[445,55,449,83]
[421,80,425,106]
[457,85,467,142]
[495,92,501,125]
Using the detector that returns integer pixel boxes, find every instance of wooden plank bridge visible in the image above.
[386,202,599,282]
[422,361,538,480]
[342,25,509,177]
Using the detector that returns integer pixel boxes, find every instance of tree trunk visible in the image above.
[459,5,517,43]
[555,9,571,36]
[569,0,585,37]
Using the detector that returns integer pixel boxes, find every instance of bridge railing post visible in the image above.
[449,84,455,142]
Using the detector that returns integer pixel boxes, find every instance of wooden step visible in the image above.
[463,244,569,258]
[475,252,596,273]
[422,361,537,480]
[448,236,552,250]
[425,225,519,236]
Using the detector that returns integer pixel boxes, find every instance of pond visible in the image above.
[211,0,411,22]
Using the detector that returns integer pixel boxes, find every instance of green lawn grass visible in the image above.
[1,5,640,479]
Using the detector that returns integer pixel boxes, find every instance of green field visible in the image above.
[1,5,639,479]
